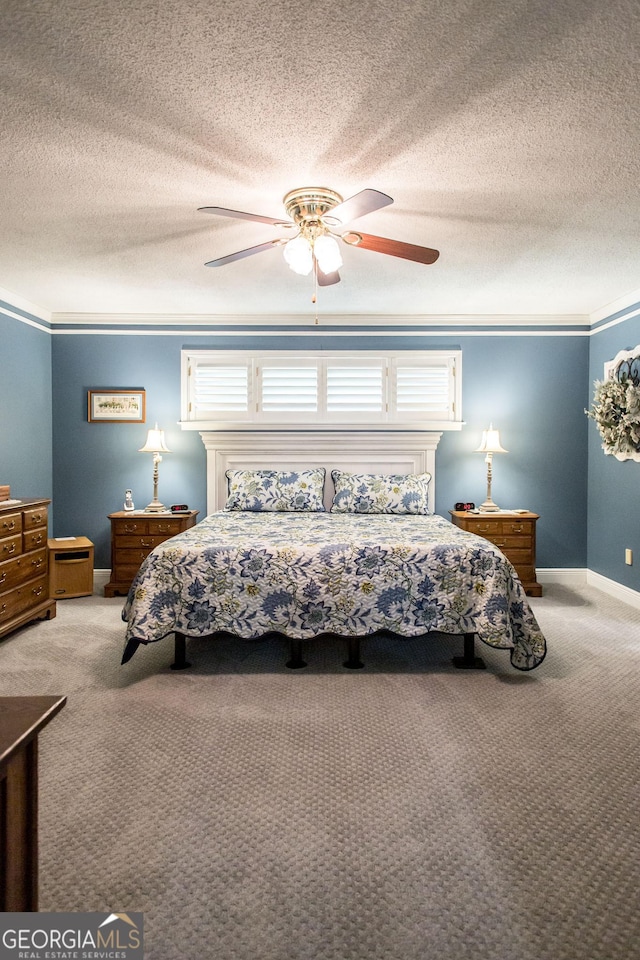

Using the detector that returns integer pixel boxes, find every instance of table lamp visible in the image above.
[139,424,170,512]
[475,425,507,512]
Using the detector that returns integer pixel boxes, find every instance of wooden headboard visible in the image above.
[199,430,443,513]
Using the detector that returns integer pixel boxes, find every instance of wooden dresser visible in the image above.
[105,510,199,597]
[449,510,542,597]
[0,498,56,640]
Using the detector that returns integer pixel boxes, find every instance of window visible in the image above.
[181,350,461,429]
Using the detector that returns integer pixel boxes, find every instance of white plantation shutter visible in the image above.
[327,363,384,412]
[191,363,249,416]
[260,365,318,412]
[394,361,453,416]
[182,350,461,427]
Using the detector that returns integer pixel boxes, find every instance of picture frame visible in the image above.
[88,389,146,423]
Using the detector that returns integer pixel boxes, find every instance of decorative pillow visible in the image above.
[225,468,326,512]
[330,470,431,515]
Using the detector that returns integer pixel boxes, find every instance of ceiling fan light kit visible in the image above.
[199,186,439,294]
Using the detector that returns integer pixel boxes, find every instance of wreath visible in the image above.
[586,363,640,459]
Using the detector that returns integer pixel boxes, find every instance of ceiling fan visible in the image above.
[198,187,439,288]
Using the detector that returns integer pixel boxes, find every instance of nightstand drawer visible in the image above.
[111,519,151,536]
[489,535,530,551]
[496,547,533,566]
[116,547,159,566]
[115,535,168,550]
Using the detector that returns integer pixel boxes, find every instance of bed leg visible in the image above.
[453,632,486,670]
[286,639,307,669]
[344,636,364,669]
[170,632,192,670]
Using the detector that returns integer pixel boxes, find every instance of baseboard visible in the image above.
[537,567,640,610]
[93,568,110,593]
[585,570,640,611]
[537,568,587,586]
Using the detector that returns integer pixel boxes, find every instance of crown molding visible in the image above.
[50,311,588,329]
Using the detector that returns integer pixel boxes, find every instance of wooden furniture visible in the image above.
[449,510,542,597]
[0,695,66,911]
[105,510,199,597]
[0,498,56,640]
[48,537,95,598]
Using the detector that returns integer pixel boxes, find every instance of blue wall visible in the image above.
[51,335,207,566]
[587,310,640,589]
[48,329,590,568]
[0,311,53,512]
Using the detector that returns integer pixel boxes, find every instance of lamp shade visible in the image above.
[313,234,343,273]
[283,235,313,275]
[138,425,170,454]
[475,425,507,454]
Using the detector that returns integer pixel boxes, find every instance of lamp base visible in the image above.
[144,499,167,513]
[479,498,500,512]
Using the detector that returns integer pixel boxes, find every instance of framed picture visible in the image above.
[88,389,146,423]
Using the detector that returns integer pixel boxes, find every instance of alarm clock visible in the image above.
[170,504,190,513]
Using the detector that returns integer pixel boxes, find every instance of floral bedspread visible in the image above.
[121,512,547,670]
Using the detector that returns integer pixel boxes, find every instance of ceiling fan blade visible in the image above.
[198,206,293,227]
[317,268,341,286]
[205,239,283,267]
[344,231,439,265]
[323,189,393,225]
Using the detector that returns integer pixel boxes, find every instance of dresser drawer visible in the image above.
[23,506,48,530]
[23,528,48,551]
[0,512,22,537]
[0,575,49,624]
[0,549,48,592]
[0,534,22,561]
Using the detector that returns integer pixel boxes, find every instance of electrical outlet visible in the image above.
[625,548,633,565]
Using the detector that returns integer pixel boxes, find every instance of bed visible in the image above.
[121,443,546,673]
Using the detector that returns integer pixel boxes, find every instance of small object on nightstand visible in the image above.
[123,489,135,511]
[170,503,190,513]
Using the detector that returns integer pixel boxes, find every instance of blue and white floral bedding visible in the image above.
[121,512,546,670]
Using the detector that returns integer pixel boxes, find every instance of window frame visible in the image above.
[180,349,462,431]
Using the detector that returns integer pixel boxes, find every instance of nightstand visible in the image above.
[104,510,199,597]
[449,510,542,597]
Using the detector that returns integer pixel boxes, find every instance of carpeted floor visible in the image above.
[1,583,639,960]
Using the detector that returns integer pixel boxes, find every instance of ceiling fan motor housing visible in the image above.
[283,188,344,227]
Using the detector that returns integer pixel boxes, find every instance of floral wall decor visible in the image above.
[586,345,640,461]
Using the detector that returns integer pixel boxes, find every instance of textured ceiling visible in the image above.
[2,0,639,320]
